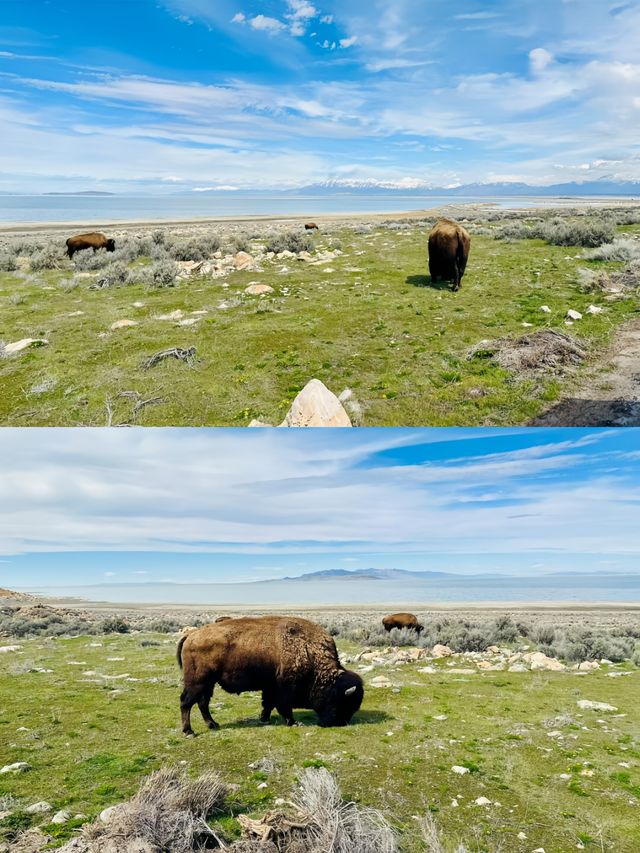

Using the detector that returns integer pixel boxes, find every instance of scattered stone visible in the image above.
[540,305,551,313]
[99,805,123,823]
[577,661,600,672]
[110,319,137,330]
[586,304,603,315]
[1,761,31,774]
[233,251,255,270]
[577,699,618,712]
[177,318,198,326]
[523,651,565,671]
[2,338,48,355]
[431,644,453,658]
[51,810,71,824]
[369,676,393,688]
[155,310,184,321]
[434,714,448,721]
[451,766,470,775]
[566,309,583,321]
[475,797,491,806]
[25,802,52,815]
[0,645,21,653]
[245,283,274,295]
[279,379,352,427]
[517,832,527,840]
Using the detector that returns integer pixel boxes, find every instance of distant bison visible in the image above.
[66,232,116,259]
[304,222,319,230]
[382,612,424,634]
[177,615,363,734]
[428,218,470,291]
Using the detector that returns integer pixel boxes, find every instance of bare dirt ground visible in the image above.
[531,317,640,425]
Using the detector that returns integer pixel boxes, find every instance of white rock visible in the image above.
[177,318,198,326]
[257,782,268,789]
[475,796,491,806]
[451,798,458,807]
[586,304,603,315]
[370,676,393,688]
[279,379,352,427]
[0,645,21,653]
[451,765,470,775]
[99,805,124,823]
[577,661,600,672]
[523,651,565,671]
[51,809,71,824]
[566,309,583,321]
[576,699,618,712]
[3,338,48,354]
[156,309,184,321]
[245,283,274,295]
[517,832,527,840]
[540,305,551,313]
[0,761,31,774]
[110,319,137,330]
[431,644,453,658]
[233,251,254,270]
[434,714,448,721]
[26,801,52,814]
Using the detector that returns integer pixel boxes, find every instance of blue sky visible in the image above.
[1,427,640,589]
[1,0,639,192]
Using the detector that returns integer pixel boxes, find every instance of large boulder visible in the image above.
[523,651,565,671]
[279,379,352,427]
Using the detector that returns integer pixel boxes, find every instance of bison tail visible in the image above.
[176,634,187,669]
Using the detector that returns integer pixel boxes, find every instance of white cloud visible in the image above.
[339,36,358,48]
[249,14,286,32]
[231,12,245,23]
[529,47,553,73]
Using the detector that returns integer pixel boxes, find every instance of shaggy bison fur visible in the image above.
[428,218,470,291]
[177,616,364,734]
[382,612,424,634]
[66,232,116,259]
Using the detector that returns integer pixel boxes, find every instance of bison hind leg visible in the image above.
[275,697,295,726]
[197,686,219,730]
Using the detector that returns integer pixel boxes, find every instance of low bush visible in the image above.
[582,238,640,261]
[30,245,69,271]
[264,230,314,254]
[101,616,130,634]
[167,234,221,261]
[0,254,18,272]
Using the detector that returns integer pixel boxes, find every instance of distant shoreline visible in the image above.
[1,196,638,233]
[17,593,640,614]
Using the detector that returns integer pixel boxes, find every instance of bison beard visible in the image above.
[428,218,470,291]
[177,616,364,735]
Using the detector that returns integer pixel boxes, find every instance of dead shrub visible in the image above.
[468,329,587,375]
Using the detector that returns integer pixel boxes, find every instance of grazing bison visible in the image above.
[177,615,363,734]
[66,232,116,259]
[427,218,470,291]
[304,222,319,230]
[382,612,424,634]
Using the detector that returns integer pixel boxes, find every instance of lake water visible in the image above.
[0,194,611,224]
[27,575,640,606]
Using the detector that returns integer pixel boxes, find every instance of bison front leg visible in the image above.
[261,689,276,723]
[276,699,295,726]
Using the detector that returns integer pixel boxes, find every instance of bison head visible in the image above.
[316,670,363,727]
[416,623,425,634]
[106,239,116,252]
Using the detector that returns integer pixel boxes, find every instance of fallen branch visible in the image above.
[141,346,196,369]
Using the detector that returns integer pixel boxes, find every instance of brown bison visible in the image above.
[177,616,363,734]
[382,612,424,634]
[428,218,470,291]
[304,222,319,230]
[66,232,116,259]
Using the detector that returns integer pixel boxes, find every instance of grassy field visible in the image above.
[1,212,639,426]
[1,632,639,851]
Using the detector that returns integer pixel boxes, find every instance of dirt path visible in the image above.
[532,318,640,425]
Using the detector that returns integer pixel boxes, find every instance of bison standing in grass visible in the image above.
[66,232,116,259]
[382,612,424,634]
[177,616,364,734]
[428,218,470,291]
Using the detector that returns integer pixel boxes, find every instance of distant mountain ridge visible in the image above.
[278,568,486,582]
[291,177,640,196]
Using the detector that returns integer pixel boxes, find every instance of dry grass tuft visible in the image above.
[468,329,587,375]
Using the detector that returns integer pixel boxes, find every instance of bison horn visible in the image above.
[344,685,357,696]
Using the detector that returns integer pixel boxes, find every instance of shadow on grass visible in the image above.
[529,397,640,427]
[406,274,453,291]
[221,708,392,729]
